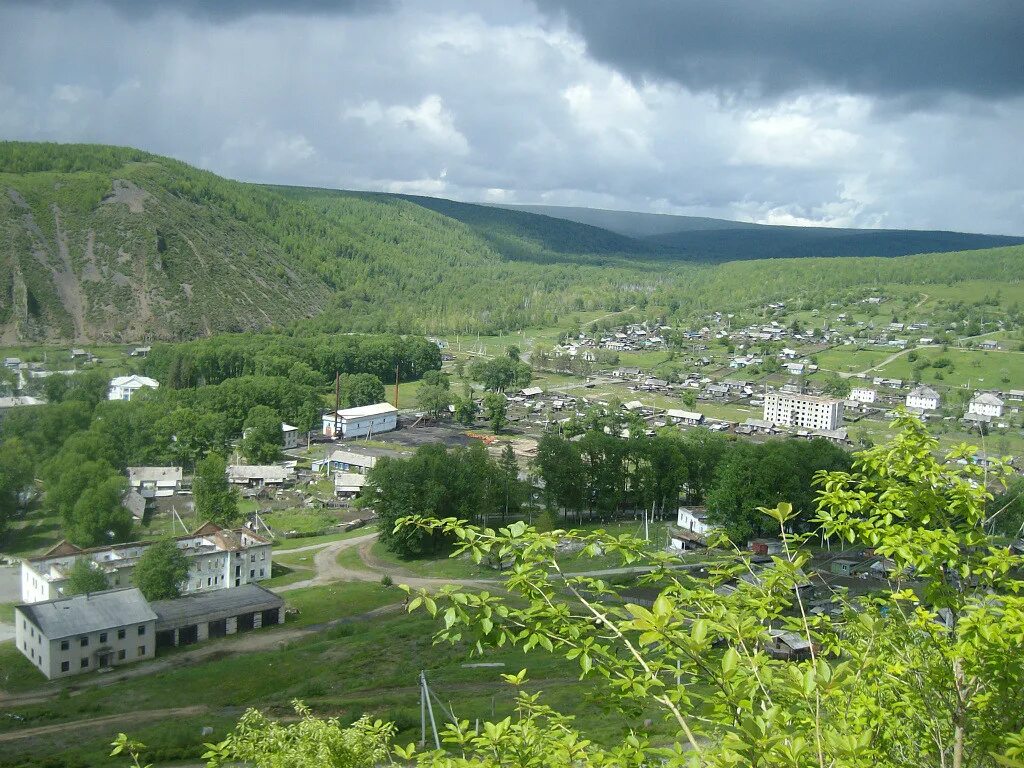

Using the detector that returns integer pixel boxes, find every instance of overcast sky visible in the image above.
[2,0,1022,233]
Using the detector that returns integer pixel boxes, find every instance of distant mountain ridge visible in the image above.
[495,203,761,237]
[2,141,1022,342]
[492,203,1024,261]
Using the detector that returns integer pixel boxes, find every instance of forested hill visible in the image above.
[2,141,1022,343]
[495,203,1024,260]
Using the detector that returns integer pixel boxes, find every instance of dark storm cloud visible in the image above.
[9,0,389,22]
[537,0,1024,101]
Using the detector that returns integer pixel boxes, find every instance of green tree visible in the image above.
[452,385,478,425]
[416,373,453,420]
[193,452,239,526]
[64,557,109,595]
[341,373,386,408]
[133,539,190,601]
[201,703,394,768]
[497,444,526,522]
[47,459,133,547]
[821,373,851,398]
[0,437,33,539]
[241,405,283,463]
[396,415,1024,768]
[705,438,850,541]
[482,392,508,433]
[470,357,531,392]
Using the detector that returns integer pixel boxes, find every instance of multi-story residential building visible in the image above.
[850,387,877,404]
[20,523,272,604]
[14,588,157,679]
[906,385,941,411]
[763,392,844,431]
[968,392,1005,418]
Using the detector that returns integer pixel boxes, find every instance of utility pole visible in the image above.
[333,372,340,439]
[394,362,400,409]
[419,671,441,750]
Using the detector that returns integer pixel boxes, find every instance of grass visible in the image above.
[875,347,1024,390]
[273,523,376,551]
[282,580,404,626]
[0,601,675,766]
[357,539,509,581]
[0,508,66,559]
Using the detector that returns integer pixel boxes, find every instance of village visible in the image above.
[0,286,1022,764]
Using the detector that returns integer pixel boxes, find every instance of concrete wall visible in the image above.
[15,609,156,680]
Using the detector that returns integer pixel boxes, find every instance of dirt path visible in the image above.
[838,343,937,378]
[274,532,496,593]
[0,705,207,743]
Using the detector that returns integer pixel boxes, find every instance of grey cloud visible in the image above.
[8,0,389,21]
[0,0,1021,234]
[536,0,1024,101]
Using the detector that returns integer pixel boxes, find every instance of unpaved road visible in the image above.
[0,705,208,743]
[274,531,496,592]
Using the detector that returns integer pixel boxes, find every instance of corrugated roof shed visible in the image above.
[150,584,283,631]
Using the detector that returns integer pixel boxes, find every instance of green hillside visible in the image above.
[1,141,1022,343]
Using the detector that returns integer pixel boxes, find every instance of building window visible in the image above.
[80,637,89,648]
[250,554,256,563]
[80,658,89,669]
[99,632,107,644]
[117,629,126,640]
[259,568,264,577]
[118,649,126,660]
[249,569,255,578]
[61,661,70,672]
[137,646,146,657]
[60,640,69,651]
[138,626,146,636]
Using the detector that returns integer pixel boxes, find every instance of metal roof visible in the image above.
[128,466,183,484]
[331,402,398,419]
[18,588,156,640]
[150,584,283,631]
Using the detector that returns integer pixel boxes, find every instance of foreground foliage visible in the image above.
[113,417,1024,767]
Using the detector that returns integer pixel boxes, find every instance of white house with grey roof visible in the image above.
[107,374,159,401]
[968,393,1004,419]
[906,385,941,411]
[127,466,183,498]
[20,522,272,604]
[227,464,293,487]
[15,588,157,679]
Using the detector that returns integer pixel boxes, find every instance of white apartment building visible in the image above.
[21,523,272,604]
[906,385,941,411]
[763,392,844,431]
[322,402,398,439]
[107,374,159,401]
[15,588,157,679]
[968,393,1005,418]
[281,422,299,449]
[850,387,876,404]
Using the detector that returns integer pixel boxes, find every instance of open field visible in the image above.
[0,577,674,767]
[874,347,1024,390]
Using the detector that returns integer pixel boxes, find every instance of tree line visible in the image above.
[142,332,441,389]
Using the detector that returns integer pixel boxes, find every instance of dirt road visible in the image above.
[0,705,208,743]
